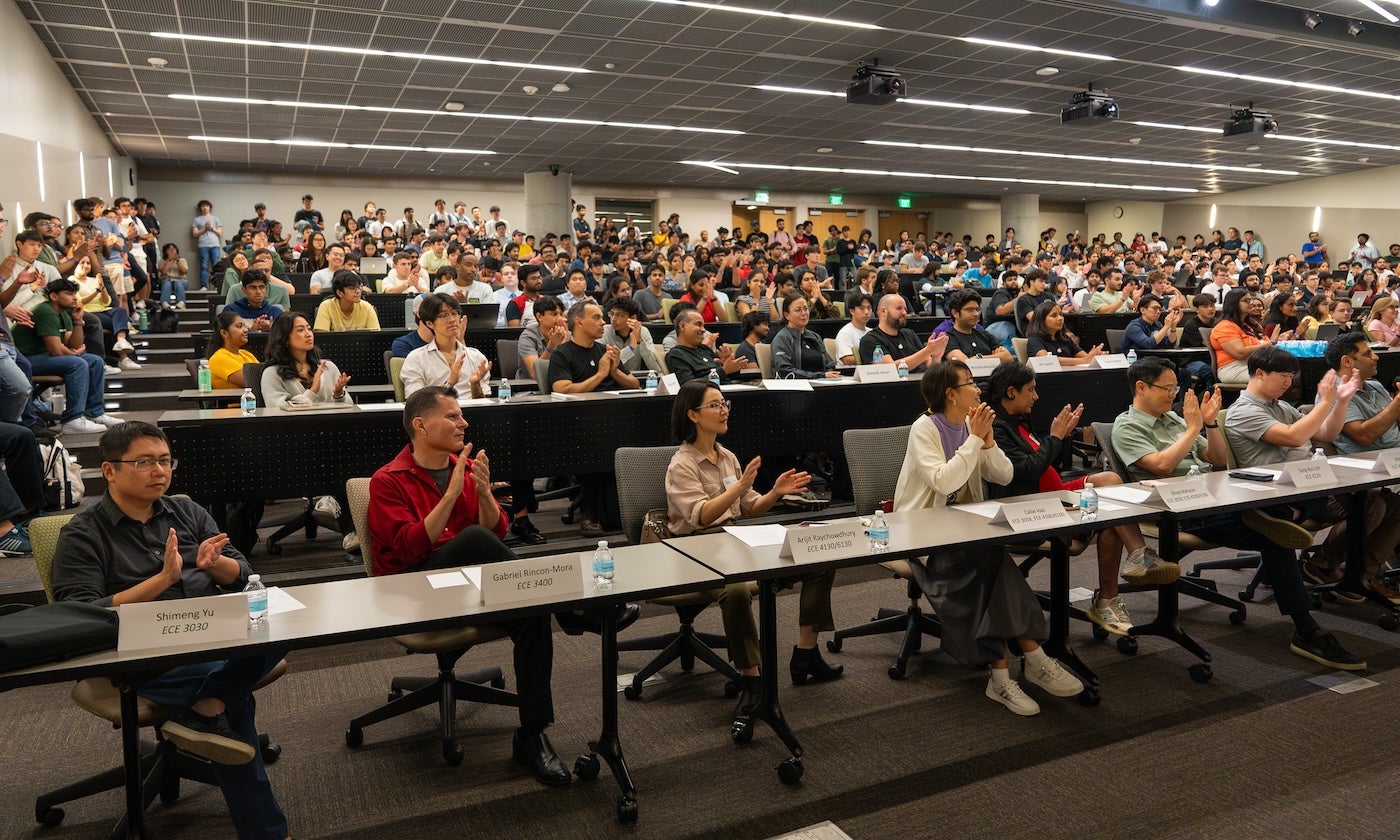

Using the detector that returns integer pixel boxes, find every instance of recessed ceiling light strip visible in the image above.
[639,1,883,30]
[190,135,495,154]
[1131,119,1400,153]
[862,139,1298,175]
[752,86,1029,114]
[680,160,1196,192]
[959,36,1114,63]
[1358,0,1399,24]
[1176,65,1400,102]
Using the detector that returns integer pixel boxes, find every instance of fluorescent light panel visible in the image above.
[862,139,1298,175]
[681,160,1196,193]
[639,1,882,30]
[753,85,1030,114]
[1132,119,1400,153]
[191,136,495,155]
[152,31,591,75]
[959,36,1114,62]
[1177,65,1400,102]
[171,93,743,135]
[1358,0,1399,23]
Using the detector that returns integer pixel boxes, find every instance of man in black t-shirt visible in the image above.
[549,300,638,394]
[1013,268,1056,337]
[292,194,323,233]
[943,289,1013,363]
[857,294,946,373]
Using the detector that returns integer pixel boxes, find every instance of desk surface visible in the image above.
[1117,455,1400,517]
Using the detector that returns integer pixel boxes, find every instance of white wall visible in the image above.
[0,0,133,255]
[1087,201,1165,246]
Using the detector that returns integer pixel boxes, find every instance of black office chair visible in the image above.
[614,446,747,700]
[826,425,943,680]
[496,339,520,381]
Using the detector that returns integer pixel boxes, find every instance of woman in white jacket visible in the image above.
[893,360,1082,716]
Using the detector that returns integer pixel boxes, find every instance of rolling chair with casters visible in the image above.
[383,349,407,402]
[496,338,520,381]
[529,359,587,522]
[827,425,943,680]
[28,514,285,834]
[613,446,748,700]
[342,478,519,766]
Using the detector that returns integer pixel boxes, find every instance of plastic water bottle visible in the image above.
[592,540,614,588]
[871,345,885,364]
[240,388,256,416]
[244,574,268,627]
[897,359,909,379]
[137,309,148,333]
[1126,348,1138,364]
[197,359,212,393]
[708,367,721,386]
[1312,448,1327,461]
[868,509,889,552]
[645,369,658,390]
[1079,482,1099,522]
[497,377,511,404]
[1186,464,1202,479]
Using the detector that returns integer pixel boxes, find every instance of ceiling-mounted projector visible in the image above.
[1060,85,1119,124]
[846,62,907,105]
[1222,106,1278,138]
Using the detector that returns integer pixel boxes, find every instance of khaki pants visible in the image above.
[1315,489,1400,576]
[710,569,836,670]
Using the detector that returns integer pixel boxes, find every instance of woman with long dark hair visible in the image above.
[296,230,329,272]
[204,310,258,389]
[1025,301,1102,366]
[1210,288,1270,383]
[260,313,352,408]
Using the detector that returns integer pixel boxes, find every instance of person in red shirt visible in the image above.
[678,270,719,323]
[367,385,568,785]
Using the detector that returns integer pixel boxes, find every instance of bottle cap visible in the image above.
[249,574,260,582]
[598,540,608,548]
[1084,482,1093,488]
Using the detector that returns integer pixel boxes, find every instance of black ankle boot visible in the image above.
[730,674,762,742]
[790,645,844,685]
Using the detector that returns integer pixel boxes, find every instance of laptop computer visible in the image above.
[1314,323,1340,342]
[461,303,500,329]
[1351,291,1368,308]
[358,256,388,275]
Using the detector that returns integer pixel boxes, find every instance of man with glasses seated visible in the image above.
[941,289,1012,364]
[1123,294,1213,391]
[1113,357,1365,671]
[313,270,380,332]
[52,422,290,839]
[400,295,490,400]
[224,269,283,333]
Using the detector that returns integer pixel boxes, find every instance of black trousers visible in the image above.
[416,525,555,730]
[0,423,43,521]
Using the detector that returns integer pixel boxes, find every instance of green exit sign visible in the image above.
[753,191,770,204]
[897,197,912,209]
[828,194,844,206]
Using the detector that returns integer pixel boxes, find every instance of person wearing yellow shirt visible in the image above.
[205,311,259,389]
[314,271,382,332]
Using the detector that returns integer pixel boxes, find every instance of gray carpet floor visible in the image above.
[3,548,1399,839]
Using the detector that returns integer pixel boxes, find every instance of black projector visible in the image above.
[846,67,907,105]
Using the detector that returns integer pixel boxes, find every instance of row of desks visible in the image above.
[6,450,1397,835]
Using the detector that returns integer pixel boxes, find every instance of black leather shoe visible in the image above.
[731,674,762,742]
[789,645,844,685]
[510,517,548,545]
[555,604,640,636]
[512,728,571,786]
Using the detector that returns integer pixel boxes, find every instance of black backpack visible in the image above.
[149,308,181,333]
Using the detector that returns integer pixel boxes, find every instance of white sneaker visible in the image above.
[135,300,147,310]
[112,338,135,353]
[313,495,342,518]
[118,357,142,370]
[342,531,360,553]
[986,677,1040,716]
[176,302,187,310]
[104,364,122,375]
[61,417,107,435]
[1087,592,1133,637]
[91,413,125,428]
[1022,655,1084,698]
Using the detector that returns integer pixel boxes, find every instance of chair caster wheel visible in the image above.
[1379,612,1399,632]
[262,742,282,764]
[1188,663,1213,683]
[573,753,600,781]
[490,675,505,689]
[623,684,642,701]
[345,727,363,748]
[1116,636,1138,655]
[825,638,842,653]
[160,783,181,806]
[1091,625,1109,641]
[1229,609,1246,625]
[680,653,695,672]
[776,757,804,785]
[1078,687,1101,707]
[265,541,283,556]
[887,663,907,680]
[36,806,64,827]
[616,795,639,824]
[731,718,754,744]
[723,679,740,699]
[387,688,403,702]
[1238,589,1253,603]
[443,739,464,766]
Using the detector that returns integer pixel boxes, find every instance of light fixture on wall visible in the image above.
[1304,12,1322,28]
[1346,19,1365,37]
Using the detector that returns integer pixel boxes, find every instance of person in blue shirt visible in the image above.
[1301,231,1327,266]
[223,270,283,331]
[1122,295,1213,394]
[961,256,995,288]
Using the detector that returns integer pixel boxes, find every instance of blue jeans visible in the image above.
[24,353,105,423]
[139,653,289,840]
[198,246,222,290]
[0,343,30,425]
[94,308,130,336]
[161,278,188,304]
[986,320,1016,350]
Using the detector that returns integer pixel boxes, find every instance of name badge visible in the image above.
[1152,481,1218,512]
[987,499,1076,532]
[778,524,864,563]
[1028,355,1062,374]
[854,363,899,383]
[477,556,584,605]
[118,594,248,652]
[1090,353,1130,369]
[653,372,681,395]
[964,357,1001,377]
[1280,459,1336,488]
[764,378,815,391]
[1330,450,1400,477]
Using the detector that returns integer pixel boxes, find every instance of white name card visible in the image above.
[653,372,681,395]
[1153,481,1218,512]
[1091,353,1130,369]
[964,357,1001,377]
[1331,450,1400,477]
[987,499,1076,532]
[854,363,899,383]
[478,556,584,605]
[118,594,248,652]
[778,524,864,563]
[1279,459,1337,488]
[763,378,815,391]
[1028,355,1062,374]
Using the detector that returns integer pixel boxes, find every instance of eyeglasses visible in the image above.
[109,458,178,472]
[1144,381,1178,393]
[952,381,978,389]
[700,400,732,412]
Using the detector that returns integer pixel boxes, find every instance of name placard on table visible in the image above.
[853,363,899,383]
[1097,480,1218,512]
[652,372,682,395]
[763,378,815,392]
[1090,353,1130,369]
[1330,450,1400,478]
[478,555,584,604]
[1028,356,1062,374]
[778,524,864,563]
[1279,459,1337,488]
[118,593,248,652]
[964,357,1001,378]
[990,499,1077,532]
